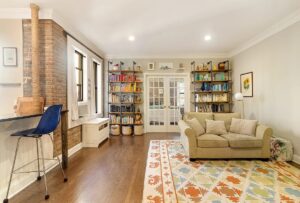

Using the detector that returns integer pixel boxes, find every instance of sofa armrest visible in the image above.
[178,120,197,146]
[256,124,273,157]
[178,120,197,157]
[256,124,273,139]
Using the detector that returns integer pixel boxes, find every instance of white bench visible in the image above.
[82,118,109,147]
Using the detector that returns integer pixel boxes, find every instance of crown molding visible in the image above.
[229,9,300,57]
[105,53,229,60]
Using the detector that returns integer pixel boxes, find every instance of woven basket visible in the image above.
[110,125,120,136]
[122,126,132,136]
[134,125,144,135]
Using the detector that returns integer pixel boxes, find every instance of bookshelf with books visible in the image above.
[191,60,232,113]
[108,61,144,136]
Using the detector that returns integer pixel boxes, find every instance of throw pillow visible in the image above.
[229,118,258,136]
[205,119,227,135]
[186,118,205,136]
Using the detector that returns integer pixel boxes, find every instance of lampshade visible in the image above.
[234,92,244,101]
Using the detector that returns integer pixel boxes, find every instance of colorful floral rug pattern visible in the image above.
[143,140,300,203]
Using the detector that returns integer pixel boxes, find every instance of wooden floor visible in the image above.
[10,133,179,203]
[9,132,300,203]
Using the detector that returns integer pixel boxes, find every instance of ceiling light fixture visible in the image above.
[128,35,135,41]
[204,35,212,41]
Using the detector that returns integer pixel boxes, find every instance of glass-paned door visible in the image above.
[147,77,166,132]
[168,78,185,132]
[146,76,188,132]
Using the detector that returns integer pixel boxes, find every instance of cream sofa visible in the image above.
[178,112,273,160]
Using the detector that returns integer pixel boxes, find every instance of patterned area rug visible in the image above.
[143,140,300,203]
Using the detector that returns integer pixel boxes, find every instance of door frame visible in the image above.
[143,72,191,133]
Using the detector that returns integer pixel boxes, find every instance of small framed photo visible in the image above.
[240,72,253,97]
[3,47,18,67]
[148,63,155,71]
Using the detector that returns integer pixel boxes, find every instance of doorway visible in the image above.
[145,74,189,132]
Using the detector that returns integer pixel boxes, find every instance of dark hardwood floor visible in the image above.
[10,133,179,203]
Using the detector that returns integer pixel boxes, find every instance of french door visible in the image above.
[146,75,188,132]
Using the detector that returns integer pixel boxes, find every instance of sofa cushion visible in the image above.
[206,120,227,135]
[197,134,229,148]
[221,133,262,148]
[214,113,241,131]
[229,118,258,136]
[184,112,213,129]
[185,118,205,136]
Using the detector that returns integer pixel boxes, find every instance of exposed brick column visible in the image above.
[23,19,82,156]
[30,3,42,111]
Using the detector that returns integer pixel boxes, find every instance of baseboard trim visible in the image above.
[292,154,300,164]
[0,142,83,200]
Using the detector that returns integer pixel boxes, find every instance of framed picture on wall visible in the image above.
[148,63,155,70]
[3,47,18,67]
[240,72,253,97]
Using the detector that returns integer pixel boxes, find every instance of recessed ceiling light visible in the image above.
[204,35,212,41]
[128,35,135,41]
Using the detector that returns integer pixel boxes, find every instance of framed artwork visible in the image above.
[148,63,155,70]
[3,47,18,67]
[240,72,253,97]
[159,62,173,70]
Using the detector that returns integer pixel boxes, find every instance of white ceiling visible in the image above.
[1,0,300,57]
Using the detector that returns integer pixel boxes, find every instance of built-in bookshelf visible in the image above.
[191,60,232,113]
[108,61,144,136]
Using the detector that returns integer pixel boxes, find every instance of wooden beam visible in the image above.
[30,3,40,98]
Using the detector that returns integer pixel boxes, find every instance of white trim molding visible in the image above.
[229,8,300,57]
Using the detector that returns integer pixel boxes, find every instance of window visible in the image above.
[93,61,102,114]
[74,51,84,101]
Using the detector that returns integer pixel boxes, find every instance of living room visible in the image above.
[0,0,299,202]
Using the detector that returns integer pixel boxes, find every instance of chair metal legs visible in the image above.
[36,138,41,181]
[47,134,68,182]
[3,135,68,203]
[3,137,22,203]
[39,137,49,200]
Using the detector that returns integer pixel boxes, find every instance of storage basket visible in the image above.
[122,126,132,136]
[110,125,120,136]
[134,125,144,135]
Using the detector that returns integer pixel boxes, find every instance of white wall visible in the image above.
[0,19,23,115]
[232,21,300,160]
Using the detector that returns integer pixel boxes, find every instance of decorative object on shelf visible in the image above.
[234,92,244,118]
[240,72,253,97]
[135,114,143,124]
[3,47,18,67]
[136,65,142,71]
[159,62,173,70]
[148,63,155,70]
[218,61,229,70]
[112,63,119,71]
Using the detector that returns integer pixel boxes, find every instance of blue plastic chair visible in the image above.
[3,105,68,203]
